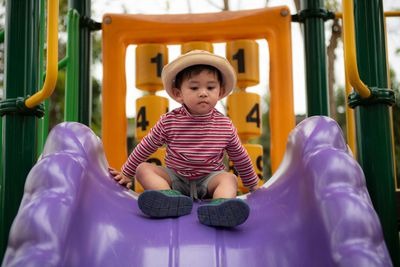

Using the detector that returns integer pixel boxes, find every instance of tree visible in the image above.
[325,1,342,120]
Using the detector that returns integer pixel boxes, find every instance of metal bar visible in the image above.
[0,0,40,260]
[336,11,400,19]
[69,0,92,126]
[300,0,329,116]
[342,0,371,98]
[353,0,400,265]
[65,10,80,121]
[25,0,59,108]
[385,11,400,17]
[37,0,47,157]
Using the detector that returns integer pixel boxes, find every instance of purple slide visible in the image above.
[2,116,392,267]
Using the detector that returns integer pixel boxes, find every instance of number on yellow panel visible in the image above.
[246,103,260,128]
[150,53,163,77]
[256,155,263,180]
[137,106,149,131]
[232,49,245,73]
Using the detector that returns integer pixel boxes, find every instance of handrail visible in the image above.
[25,0,59,108]
[342,0,371,98]
[336,11,400,19]
[383,11,400,17]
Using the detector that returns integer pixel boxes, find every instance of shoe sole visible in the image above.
[197,199,250,227]
[138,190,193,218]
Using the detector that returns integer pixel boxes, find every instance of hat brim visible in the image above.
[161,50,237,103]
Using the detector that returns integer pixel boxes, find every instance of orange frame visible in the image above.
[102,6,295,173]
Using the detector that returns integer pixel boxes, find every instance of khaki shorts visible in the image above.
[163,167,225,200]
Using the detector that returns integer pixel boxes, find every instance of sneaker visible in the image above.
[197,198,250,227]
[138,190,193,218]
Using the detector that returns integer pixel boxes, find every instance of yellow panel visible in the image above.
[227,91,261,141]
[134,147,167,193]
[229,144,264,194]
[135,95,169,140]
[136,44,168,92]
[226,39,259,89]
[181,41,213,54]
[102,7,295,173]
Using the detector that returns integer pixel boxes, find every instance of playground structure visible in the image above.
[1,0,400,266]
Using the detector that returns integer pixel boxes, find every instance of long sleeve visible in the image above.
[226,123,259,188]
[122,117,167,178]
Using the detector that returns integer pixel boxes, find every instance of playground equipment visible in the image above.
[0,117,392,267]
[101,7,295,174]
[1,0,399,266]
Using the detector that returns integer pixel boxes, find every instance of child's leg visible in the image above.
[135,162,172,190]
[206,172,238,199]
[198,172,249,227]
[136,162,193,218]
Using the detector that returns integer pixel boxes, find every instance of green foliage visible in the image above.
[90,77,102,136]
[325,0,340,11]
[334,86,347,138]
[49,70,66,127]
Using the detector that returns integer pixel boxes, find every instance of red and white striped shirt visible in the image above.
[122,106,259,188]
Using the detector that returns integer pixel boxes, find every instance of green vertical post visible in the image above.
[0,33,3,249]
[37,0,48,156]
[299,0,329,116]
[0,0,40,260]
[351,0,400,265]
[69,0,92,126]
[65,9,80,122]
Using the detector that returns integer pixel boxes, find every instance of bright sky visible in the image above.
[91,0,400,118]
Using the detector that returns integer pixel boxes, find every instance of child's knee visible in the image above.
[223,172,237,184]
[211,172,237,189]
[135,162,152,178]
[227,173,238,189]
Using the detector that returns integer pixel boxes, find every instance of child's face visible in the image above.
[173,70,223,115]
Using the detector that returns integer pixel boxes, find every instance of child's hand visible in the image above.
[108,167,132,189]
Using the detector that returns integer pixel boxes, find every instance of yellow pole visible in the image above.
[384,11,400,17]
[25,0,59,108]
[342,0,371,98]
[344,74,357,158]
[336,11,400,19]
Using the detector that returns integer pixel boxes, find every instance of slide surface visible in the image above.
[2,116,392,267]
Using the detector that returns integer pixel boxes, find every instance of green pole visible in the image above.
[65,9,80,122]
[37,0,47,157]
[0,31,3,251]
[351,0,400,265]
[298,0,330,116]
[69,0,92,126]
[0,0,40,260]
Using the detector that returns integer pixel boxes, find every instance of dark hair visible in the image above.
[174,64,223,89]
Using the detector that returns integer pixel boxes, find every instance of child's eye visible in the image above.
[208,86,216,90]
[190,87,198,90]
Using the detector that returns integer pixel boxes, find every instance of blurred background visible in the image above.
[0,0,399,178]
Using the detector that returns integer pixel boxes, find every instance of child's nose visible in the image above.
[199,88,208,96]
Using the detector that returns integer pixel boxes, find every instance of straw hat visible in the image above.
[161,50,237,102]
